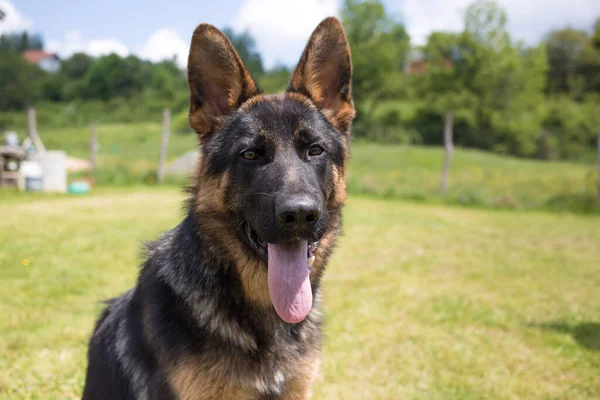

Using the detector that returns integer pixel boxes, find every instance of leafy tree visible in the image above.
[0,31,43,52]
[413,0,548,157]
[415,32,477,192]
[418,32,477,123]
[461,0,548,156]
[260,64,292,93]
[592,18,600,50]
[0,53,41,109]
[221,27,264,78]
[341,0,410,115]
[61,53,93,79]
[40,72,66,102]
[83,54,152,100]
[543,97,600,159]
[150,59,186,100]
[545,28,590,96]
[545,25,600,97]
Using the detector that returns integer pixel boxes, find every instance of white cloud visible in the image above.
[47,28,189,67]
[400,0,600,46]
[47,29,129,58]
[233,0,340,68]
[0,0,32,34]
[139,28,189,68]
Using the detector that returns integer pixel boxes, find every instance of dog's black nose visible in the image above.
[276,196,321,229]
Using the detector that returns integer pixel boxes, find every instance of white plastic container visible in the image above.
[20,160,43,192]
[31,151,67,193]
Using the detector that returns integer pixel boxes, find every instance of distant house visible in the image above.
[22,50,61,73]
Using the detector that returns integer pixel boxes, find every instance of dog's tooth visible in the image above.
[308,255,315,267]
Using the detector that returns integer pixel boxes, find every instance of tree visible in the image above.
[545,28,590,96]
[0,31,43,52]
[462,0,548,156]
[150,59,186,100]
[413,0,549,162]
[0,53,41,110]
[341,0,410,121]
[83,54,151,100]
[61,52,93,79]
[260,64,292,93]
[416,32,476,193]
[221,28,264,78]
[545,25,600,97]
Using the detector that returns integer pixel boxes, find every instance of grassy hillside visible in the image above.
[28,122,600,211]
[1,189,599,399]
[348,142,597,212]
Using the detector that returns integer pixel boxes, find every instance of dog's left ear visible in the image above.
[288,17,355,135]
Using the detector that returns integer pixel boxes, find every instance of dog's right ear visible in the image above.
[187,24,260,142]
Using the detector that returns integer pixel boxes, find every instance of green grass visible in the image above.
[27,122,600,211]
[348,142,598,212]
[43,122,197,170]
[41,122,197,185]
[1,188,599,399]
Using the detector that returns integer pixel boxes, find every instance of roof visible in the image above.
[22,50,60,64]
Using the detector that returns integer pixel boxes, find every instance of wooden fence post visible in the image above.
[90,122,98,171]
[27,107,46,153]
[440,111,454,195]
[157,108,171,184]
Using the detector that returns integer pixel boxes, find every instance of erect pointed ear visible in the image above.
[187,24,261,141]
[288,17,354,135]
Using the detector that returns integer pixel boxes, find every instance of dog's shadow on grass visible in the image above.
[535,322,600,351]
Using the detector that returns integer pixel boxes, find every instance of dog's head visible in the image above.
[187,17,354,323]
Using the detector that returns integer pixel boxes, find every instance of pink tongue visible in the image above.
[267,241,312,323]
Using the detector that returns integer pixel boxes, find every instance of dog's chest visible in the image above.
[168,347,320,400]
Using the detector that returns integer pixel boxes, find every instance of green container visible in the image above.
[68,181,90,194]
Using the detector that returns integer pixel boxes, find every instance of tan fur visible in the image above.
[194,162,272,309]
[311,215,340,279]
[169,350,320,400]
[238,94,265,112]
[194,168,227,216]
[328,165,348,209]
[236,255,272,309]
[169,360,255,400]
[282,354,321,400]
[285,92,318,110]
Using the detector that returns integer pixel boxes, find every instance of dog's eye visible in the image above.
[308,145,324,157]
[241,149,259,160]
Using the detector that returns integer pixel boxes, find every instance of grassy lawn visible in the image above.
[1,188,599,399]
[43,123,197,182]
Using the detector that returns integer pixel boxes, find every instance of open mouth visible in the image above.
[242,221,318,324]
[243,221,318,266]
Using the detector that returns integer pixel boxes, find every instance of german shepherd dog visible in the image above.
[82,16,354,400]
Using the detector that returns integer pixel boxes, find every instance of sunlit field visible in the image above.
[1,188,598,399]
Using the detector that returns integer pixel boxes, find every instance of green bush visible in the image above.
[172,109,194,134]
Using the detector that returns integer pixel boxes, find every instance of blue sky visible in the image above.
[2,0,600,69]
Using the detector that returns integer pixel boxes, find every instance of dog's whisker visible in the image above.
[252,192,276,198]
